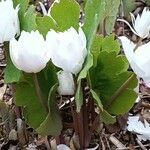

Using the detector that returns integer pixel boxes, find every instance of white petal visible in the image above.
[57,144,71,150]
[118,36,135,62]
[117,19,140,37]
[57,71,75,95]
[119,36,145,77]
[130,13,136,27]
[39,2,48,16]
[133,42,150,79]
[127,116,150,141]
[9,38,22,70]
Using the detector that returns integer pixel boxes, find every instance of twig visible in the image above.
[100,136,106,150]
[109,134,126,149]
[116,144,150,150]
[136,138,147,150]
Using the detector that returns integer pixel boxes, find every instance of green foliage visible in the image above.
[146,0,150,6]
[90,89,103,111]
[36,84,62,136]
[90,51,137,115]
[36,16,58,37]
[101,110,116,124]
[78,53,93,81]
[4,43,22,83]
[76,0,107,112]
[21,5,37,31]
[15,64,61,135]
[13,0,29,15]
[91,34,120,66]
[13,0,37,31]
[50,0,80,31]
[4,55,21,83]
[83,0,105,46]
[15,79,47,128]
[78,0,106,81]
[102,0,120,34]
[122,0,136,17]
[108,74,137,115]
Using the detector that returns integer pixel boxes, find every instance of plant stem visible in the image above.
[32,73,48,112]
[75,80,91,149]
[69,98,78,133]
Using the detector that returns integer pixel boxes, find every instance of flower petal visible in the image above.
[117,19,140,37]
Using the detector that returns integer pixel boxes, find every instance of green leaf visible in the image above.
[4,56,22,83]
[15,64,58,131]
[21,5,37,31]
[101,34,120,54]
[122,0,136,17]
[4,43,21,83]
[36,84,62,136]
[36,16,58,37]
[103,0,120,34]
[108,74,137,115]
[51,0,80,31]
[90,89,103,111]
[78,53,93,81]
[101,110,116,124]
[78,0,106,81]
[83,0,105,45]
[146,0,150,6]
[13,0,29,15]
[13,0,36,31]
[15,77,47,128]
[91,34,120,66]
[37,63,58,106]
[90,51,137,115]
[75,80,83,112]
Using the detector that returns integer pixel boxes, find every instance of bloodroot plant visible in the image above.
[0,0,140,149]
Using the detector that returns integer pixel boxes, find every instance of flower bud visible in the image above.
[57,71,75,95]
[46,27,87,74]
[10,30,50,73]
[0,0,20,43]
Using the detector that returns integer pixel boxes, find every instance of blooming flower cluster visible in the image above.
[0,0,87,96]
[118,7,150,87]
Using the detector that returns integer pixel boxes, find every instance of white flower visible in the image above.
[57,71,75,95]
[10,30,50,73]
[0,0,20,43]
[119,36,150,87]
[57,144,71,150]
[46,27,87,74]
[118,7,150,39]
[127,116,150,141]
